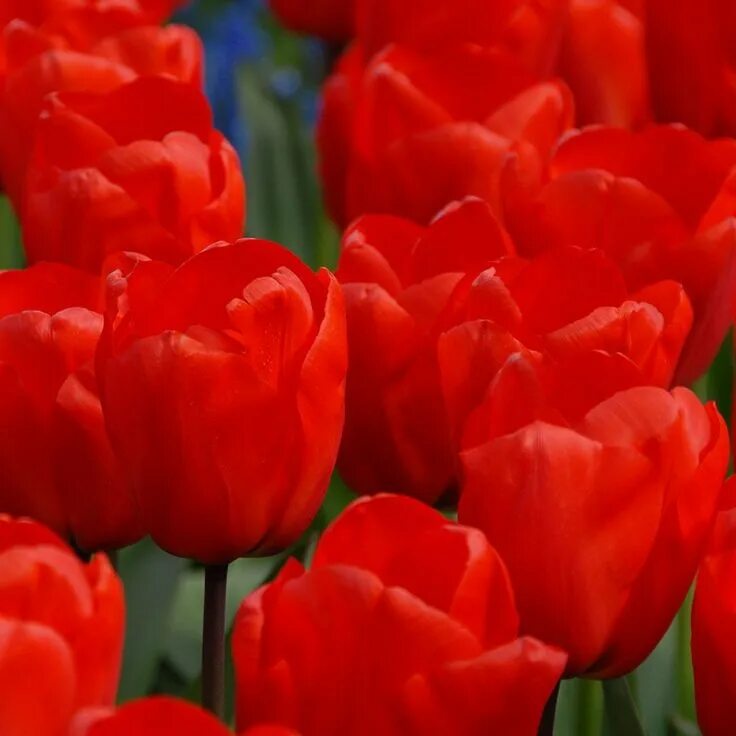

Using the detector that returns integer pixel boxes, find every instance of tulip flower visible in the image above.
[269,0,355,41]
[354,0,567,67]
[0,515,124,736]
[557,0,650,127]
[319,41,573,226]
[0,0,184,34]
[97,239,346,564]
[97,239,346,716]
[70,696,298,736]
[0,262,141,551]
[22,75,245,273]
[233,494,566,736]
[691,477,736,736]
[506,124,736,383]
[337,197,692,502]
[459,353,729,677]
[0,10,202,205]
[645,0,736,138]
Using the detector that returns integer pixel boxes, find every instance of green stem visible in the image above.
[578,679,603,735]
[202,563,228,718]
[676,591,696,721]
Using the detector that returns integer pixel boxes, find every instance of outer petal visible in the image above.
[559,0,649,127]
[411,198,514,281]
[550,126,736,230]
[400,638,566,736]
[348,122,513,225]
[0,537,123,709]
[337,281,453,500]
[0,617,76,736]
[692,478,736,736]
[234,564,485,736]
[70,697,232,736]
[337,214,421,295]
[587,391,728,677]
[266,271,347,552]
[74,553,125,707]
[357,0,523,57]
[459,416,663,675]
[92,25,204,86]
[0,263,101,316]
[270,0,355,40]
[313,495,519,647]
[645,0,736,137]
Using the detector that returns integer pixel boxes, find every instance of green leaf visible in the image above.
[237,65,316,262]
[603,678,647,736]
[0,196,24,268]
[163,555,285,683]
[117,539,188,702]
[669,715,701,736]
[631,620,678,736]
[555,679,602,735]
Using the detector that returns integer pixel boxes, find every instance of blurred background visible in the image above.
[0,2,727,734]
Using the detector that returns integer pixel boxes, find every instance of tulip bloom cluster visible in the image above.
[0,0,245,272]
[0,0,349,565]
[271,0,736,732]
[2,0,736,735]
[0,0,351,732]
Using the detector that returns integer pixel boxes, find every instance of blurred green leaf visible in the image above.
[676,593,696,722]
[603,678,646,736]
[0,196,24,268]
[117,539,187,702]
[555,679,603,735]
[316,210,341,270]
[632,620,678,736]
[317,473,356,527]
[163,555,285,683]
[670,715,701,736]
[237,65,318,262]
[692,331,733,421]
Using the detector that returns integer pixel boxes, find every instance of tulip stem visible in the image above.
[202,563,228,719]
[539,683,559,736]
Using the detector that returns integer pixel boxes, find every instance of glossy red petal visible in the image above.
[0,617,76,736]
[313,494,519,647]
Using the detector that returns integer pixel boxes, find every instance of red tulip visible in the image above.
[459,353,729,677]
[233,494,566,736]
[506,125,736,383]
[269,0,354,41]
[0,0,183,41]
[72,697,300,736]
[354,0,567,68]
[22,75,245,273]
[0,14,202,204]
[645,0,736,138]
[73,700,300,736]
[337,196,692,502]
[0,515,124,736]
[0,262,141,551]
[557,0,650,127]
[319,42,573,226]
[97,240,347,563]
[692,477,736,736]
